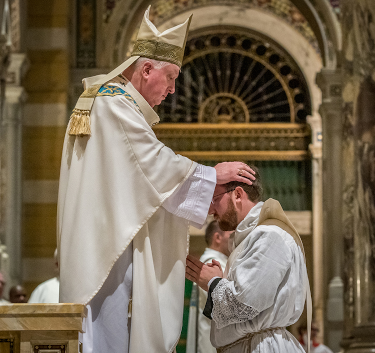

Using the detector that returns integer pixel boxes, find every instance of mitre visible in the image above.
[68,5,192,136]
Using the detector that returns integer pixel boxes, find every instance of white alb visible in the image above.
[210,202,308,353]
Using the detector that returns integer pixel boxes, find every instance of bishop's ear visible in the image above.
[142,61,153,77]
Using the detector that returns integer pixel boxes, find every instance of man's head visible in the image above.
[0,272,5,299]
[70,6,191,136]
[121,6,190,107]
[9,285,27,303]
[205,220,232,257]
[124,58,179,107]
[209,166,262,231]
[298,321,320,342]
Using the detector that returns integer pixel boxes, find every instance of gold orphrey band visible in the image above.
[131,39,184,67]
[216,327,286,353]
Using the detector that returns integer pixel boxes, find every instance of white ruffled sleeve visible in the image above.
[211,278,259,329]
[162,164,216,228]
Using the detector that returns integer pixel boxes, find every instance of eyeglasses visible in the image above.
[211,188,235,205]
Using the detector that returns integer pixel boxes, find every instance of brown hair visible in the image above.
[224,165,263,202]
[204,220,223,246]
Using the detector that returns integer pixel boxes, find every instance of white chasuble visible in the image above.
[58,78,215,353]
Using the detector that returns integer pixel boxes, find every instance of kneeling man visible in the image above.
[186,168,310,353]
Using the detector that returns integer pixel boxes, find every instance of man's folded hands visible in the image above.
[185,254,223,291]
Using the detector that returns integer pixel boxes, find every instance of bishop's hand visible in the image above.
[186,254,223,292]
[214,162,255,186]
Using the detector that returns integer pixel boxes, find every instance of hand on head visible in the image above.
[214,162,255,186]
[185,255,223,292]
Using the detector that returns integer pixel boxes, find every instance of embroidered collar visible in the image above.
[228,202,264,252]
[114,74,160,127]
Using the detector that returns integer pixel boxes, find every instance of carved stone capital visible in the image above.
[316,68,342,100]
[309,144,322,159]
[316,68,343,116]
[5,85,27,104]
[7,53,29,86]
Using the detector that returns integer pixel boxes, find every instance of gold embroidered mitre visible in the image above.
[131,6,191,67]
[68,5,192,136]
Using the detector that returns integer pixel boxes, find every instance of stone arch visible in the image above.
[104,0,340,70]
[157,6,322,115]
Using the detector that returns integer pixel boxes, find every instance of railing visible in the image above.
[0,304,86,353]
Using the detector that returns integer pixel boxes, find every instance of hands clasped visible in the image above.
[185,254,223,292]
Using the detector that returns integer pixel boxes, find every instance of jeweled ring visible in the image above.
[238,169,243,176]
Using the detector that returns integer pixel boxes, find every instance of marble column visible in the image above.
[2,53,28,288]
[316,68,344,352]
[0,0,11,283]
[340,1,375,351]
[307,113,325,340]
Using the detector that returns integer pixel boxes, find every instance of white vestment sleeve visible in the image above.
[211,278,259,329]
[162,164,216,228]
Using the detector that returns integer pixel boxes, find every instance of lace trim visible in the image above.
[212,279,259,329]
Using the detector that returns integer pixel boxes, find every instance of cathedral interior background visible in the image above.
[0,0,375,351]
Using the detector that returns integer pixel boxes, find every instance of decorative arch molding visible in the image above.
[147,0,320,53]
[99,2,323,138]
[158,6,322,115]
[103,0,340,69]
[291,0,342,67]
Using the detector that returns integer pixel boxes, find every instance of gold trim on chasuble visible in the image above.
[68,85,143,136]
[97,85,143,114]
[80,84,103,98]
[131,39,185,67]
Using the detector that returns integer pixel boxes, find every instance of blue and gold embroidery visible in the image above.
[97,85,126,96]
[97,85,143,115]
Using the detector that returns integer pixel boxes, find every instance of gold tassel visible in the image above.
[68,109,91,136]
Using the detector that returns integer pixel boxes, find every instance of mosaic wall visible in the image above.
[76,0,96,68]
[330,0,340,15]
[10,0,21,52]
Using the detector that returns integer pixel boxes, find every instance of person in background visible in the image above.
[298,322,333,353]
[0,271,10,305]
[28,249,59,303]
[187,220,232,353]
[9,285,28,303]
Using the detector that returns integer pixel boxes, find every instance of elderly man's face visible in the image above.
[142,63,180,107]
[209,185,239,231]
